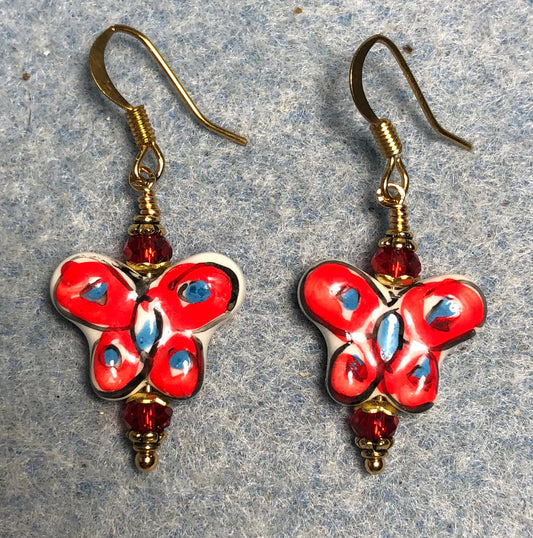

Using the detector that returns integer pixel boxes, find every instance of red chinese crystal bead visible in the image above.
[124,233,173,266]
[350,408,399,441]
[371,246,421,279]
[122,400,173,433]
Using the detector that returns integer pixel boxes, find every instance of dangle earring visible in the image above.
[51,26,246,471]
[298,35,486,474]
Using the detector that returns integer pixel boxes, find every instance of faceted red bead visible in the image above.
[124,233,173,265]
[371,246,421,279]
[350,408,399,441]
[122,400,173,433]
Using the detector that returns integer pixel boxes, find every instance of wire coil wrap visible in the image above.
[126,106,155,148]
[370,119,402,158]
[389,204,410,236]
[135,188,161,223]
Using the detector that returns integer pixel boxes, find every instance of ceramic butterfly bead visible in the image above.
[51,252,244,468]
[299,261,486,472]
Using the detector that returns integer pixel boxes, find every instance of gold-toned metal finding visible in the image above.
[125,389,171,472]
[349,35,471,255]
[374,272,418,289]
[89,25,247,215]
[89,25,247,167]
[354,396,398,474]
[356,395,397,416]
[89,25,248,277]
[126,388,170,408]
[128,430,167,472]
[355,437,394,475]
[349,35,472,150]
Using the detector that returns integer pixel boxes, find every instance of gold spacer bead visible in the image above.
[135,451,158,472]
[128,223,166,236]
[365,457,385,475]
[126,391,169,407]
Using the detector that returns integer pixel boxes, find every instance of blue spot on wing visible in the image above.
[183,280,211,304]
[135,317,158,353]
[411,356,431,380]
[377,312,401,361]
[346,354,367,382]
[103,347,120,367]
[349,355,363,367]
[169,350,191,371]
[81,281,108,302]
[426,298,460,325]
[338,287,359,311]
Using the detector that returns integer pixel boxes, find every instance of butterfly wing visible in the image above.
[400,276,486,350]
[380,275,486,412]
[51,253,145,399]
[143,253,245,399]
[299,261,389,405]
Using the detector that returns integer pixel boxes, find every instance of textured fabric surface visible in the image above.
[1,1,531,536]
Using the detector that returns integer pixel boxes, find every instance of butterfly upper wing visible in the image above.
[52,254,138,330]
[399,277,486,350]
[299,261,389,405]
[51,253,145,399]
[143,253,245,399]
[299,261,386,340]
[380,275,486,412]
[146,256,242,333]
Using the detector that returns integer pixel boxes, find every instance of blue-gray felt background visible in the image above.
[1,1,531,536]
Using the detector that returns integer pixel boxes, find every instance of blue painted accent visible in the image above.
[349,354,364,367]
[183,280,211,304]
[135,317,158,352]
[82,281,107,302]
[426,298,460,325]
[339,287,359,311]
[169,350,191,371]
[411,356,431,379]
[377,312,401,361]
[103,347,120,367]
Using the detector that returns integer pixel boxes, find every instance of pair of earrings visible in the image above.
[51,26,486,473]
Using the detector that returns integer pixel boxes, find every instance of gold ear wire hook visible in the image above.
[89,25,247,189]
[350,35,471,150]
[349,35,471,209]
[349,35,472,255]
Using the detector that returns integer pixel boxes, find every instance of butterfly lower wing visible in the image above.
[91,328,149,399]
[380,345,440,412]
[327,340,381,405]
[148,333,204,399]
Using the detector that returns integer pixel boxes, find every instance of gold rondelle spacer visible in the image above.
[126,260,171,277]
[357,396,398,416]
[375,272,420,288]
